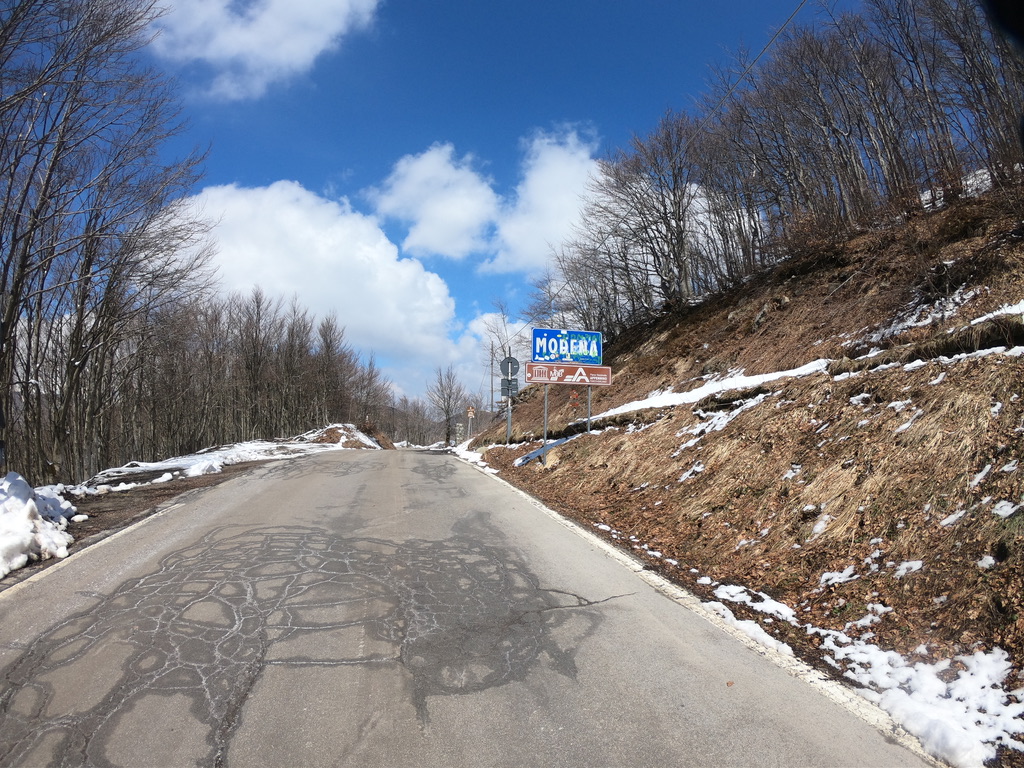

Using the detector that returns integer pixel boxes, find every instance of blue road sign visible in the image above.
[532,328,603,364]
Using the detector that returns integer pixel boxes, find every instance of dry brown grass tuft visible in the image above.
[472,192,1024,744]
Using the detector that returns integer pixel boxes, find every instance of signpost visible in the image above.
[529,328,610,439]
[525,363,612,386]
[531,328,602,365]
[498,354,519,444]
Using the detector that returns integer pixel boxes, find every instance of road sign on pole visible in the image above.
[525,362,612,386]
[499,356,519,377]
[531,328,602,365]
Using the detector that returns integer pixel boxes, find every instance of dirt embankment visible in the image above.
[474,190,1024,756]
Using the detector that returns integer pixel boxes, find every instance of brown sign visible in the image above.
[525,362,612,386]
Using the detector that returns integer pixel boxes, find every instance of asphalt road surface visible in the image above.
[0,450,936,768]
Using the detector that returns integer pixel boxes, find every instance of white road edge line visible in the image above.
[0,502,184,601]
[461,455,941,768]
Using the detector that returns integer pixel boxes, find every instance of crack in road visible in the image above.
[0,525,607,766]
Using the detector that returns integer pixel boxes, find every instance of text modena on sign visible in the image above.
[531,328,602,365]
[525,362,612,386]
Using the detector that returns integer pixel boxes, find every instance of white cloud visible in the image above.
[487,129,599,274]
[191,181,456,371]
[152,0,379,99]
[369,143,500,260]
[369,130,597,272]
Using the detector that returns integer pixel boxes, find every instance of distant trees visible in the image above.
[550,0,1024,338]
[0,0,452,484]
[426,365,468,446]
[111,289,399,467]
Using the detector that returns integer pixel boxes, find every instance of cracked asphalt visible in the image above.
[0,451,934,767]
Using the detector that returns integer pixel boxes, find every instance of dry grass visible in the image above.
[472,192,1024,760]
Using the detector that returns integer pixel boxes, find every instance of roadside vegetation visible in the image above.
[475,190,1024,766]
[0,1,447,486]
[467,2,1024,762]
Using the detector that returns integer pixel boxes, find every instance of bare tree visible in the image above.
[549,0,1024,346]
[426,365,467,446]
[0,0,212,481]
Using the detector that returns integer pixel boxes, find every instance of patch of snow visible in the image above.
[822,636,1024,768]
[673,393,771,454]
[705,601,794,656]
[991,501,1020,519]
[941,508,968,526]
[870,362,902,373]
[678,461,705,483]
[810,512,833,538]
[894,561,924,578]
[713,584,798,623]
[699,564,1024,767]
[969,299,1024,326]
[597,360,828,420]
[0,473,74,578]
[862,288,978,346]
[820,565,859,587]
[895,408,924,434]
[970,465,992,489]
[847,603,893,630]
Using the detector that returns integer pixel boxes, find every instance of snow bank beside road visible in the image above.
[0,423,381,581]
[0,473,74,578]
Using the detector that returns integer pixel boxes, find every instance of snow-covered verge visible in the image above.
[0,423,379,580]
[462,433,1024,768]
[711,583,1024,768]
[0,474,75,579]
[459,297,1024,768]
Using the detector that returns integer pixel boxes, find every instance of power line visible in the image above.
[690,0,810,143]
[499,0,812,351]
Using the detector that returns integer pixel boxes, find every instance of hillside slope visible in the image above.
[472,190,1024,766]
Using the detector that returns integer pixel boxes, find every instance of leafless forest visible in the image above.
[1,0,1021,484]
[0,0,445,483]
[537,0,1024,337]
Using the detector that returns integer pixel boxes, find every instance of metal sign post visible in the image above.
[543,385,549,442]
[587,386,592,431]
[499,355,519,445]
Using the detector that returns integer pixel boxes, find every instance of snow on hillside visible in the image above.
[460,427,1024,768]
[457,297,1024,768]
[0,424,380,580]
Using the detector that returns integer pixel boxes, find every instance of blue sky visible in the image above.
[148,0,834,398]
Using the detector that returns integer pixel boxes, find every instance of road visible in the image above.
[0,449,935,767]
